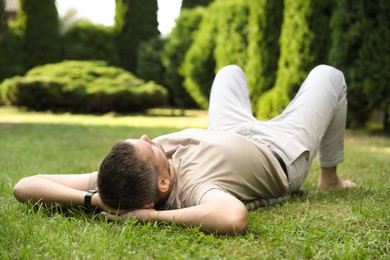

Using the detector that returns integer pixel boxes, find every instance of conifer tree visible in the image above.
[0,0,8,38]
[214,0,249,70]
[329,0,390,129]
[257,0,332,118]
[245,0,283,110]
[181,0,213,9]
[162,8,204,108]
[18,0,60,69]
[115,0,159,73]
[180,3,218,108]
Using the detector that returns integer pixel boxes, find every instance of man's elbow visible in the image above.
[231,203,248,234]
[13,177,30,203]
[221,203,248,234]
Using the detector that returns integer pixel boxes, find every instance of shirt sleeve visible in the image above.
[88,171,98,190]
[193,182,227,205]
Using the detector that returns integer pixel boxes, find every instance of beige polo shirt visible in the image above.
[154,129,289,209]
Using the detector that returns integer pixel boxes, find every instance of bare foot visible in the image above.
[318,166,357,191]
[318,178,357,191]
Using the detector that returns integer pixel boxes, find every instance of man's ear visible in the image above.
[158,177,170,193]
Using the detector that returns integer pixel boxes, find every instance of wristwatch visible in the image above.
[84,190,98,210]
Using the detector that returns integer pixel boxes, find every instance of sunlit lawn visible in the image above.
[0,107,389,259]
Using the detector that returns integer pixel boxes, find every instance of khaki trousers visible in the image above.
[208,65,347,192]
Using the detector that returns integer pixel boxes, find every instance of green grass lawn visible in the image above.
[0,107,389,259]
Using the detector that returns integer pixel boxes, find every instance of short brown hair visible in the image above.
[97,141,159,210]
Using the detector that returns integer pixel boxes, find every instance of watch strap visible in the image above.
[84,190,98,210]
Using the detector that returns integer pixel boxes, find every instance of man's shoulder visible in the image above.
[153,128,220,143]
[155,128,244,140]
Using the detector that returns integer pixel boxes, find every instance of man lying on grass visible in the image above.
[13,65,356,235]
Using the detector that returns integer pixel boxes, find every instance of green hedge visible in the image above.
[0,60,168,113]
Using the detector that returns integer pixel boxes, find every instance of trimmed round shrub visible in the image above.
[0,60,168,113]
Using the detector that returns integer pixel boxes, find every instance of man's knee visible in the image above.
[211,64,248,95]
[216,64,245,79]
[311,64,344,79]
[309,64,346,90]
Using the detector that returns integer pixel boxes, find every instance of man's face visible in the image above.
[125,135,171,177]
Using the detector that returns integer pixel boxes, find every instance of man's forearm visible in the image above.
[130,201,248,235]
[13,176,86,208]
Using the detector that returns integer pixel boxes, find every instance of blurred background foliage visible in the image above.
[0,0,389,130]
